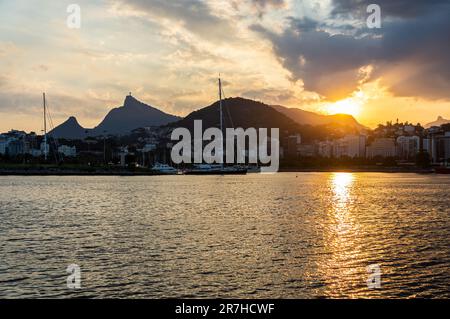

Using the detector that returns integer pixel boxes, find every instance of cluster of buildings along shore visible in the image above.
[283,124,450,164]
[1,122,450,166]
[0,130,76,158]
[281,126,450,164]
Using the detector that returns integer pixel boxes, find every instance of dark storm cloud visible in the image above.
[253,2,450,100]
[331,0,449,18]
[115,0,236,42]
[375,9,450,100]
[252,19,379,100]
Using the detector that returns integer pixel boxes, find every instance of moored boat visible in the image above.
[151,163,179,175]
[184,164,247,175]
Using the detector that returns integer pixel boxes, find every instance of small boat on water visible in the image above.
[184,164,247,175]
[151,163,179,175]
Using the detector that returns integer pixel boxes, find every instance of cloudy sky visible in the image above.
[1,0,449,132]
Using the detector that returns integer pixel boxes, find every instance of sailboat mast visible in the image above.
[219,77,224,168]
[43,92,47,161]
[219,77,223,134]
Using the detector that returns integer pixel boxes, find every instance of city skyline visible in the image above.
[1,0,450,132]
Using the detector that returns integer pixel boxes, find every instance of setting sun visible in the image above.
[326,98,362,117]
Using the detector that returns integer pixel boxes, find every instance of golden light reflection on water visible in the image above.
[320,173,364,298]
[331,173,355,235]
[1,174,449,298]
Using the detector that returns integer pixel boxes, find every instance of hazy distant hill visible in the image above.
[49,95,180,139]
[48,116,88,140]
[425,116,450,128]
[272,105,367,131]
[172,97,302,134]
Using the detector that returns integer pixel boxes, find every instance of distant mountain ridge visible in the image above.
[49,95,180,139]
[271,105,367,131]
[50,95,368,140]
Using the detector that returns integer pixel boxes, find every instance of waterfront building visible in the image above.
[285,134,302,157]
[7,139,24,157]
[423,138,431,154]
[429,130,450,164]
[58,145,77,157]
[317,140,334,158]
[0,135,7,155]
[297,144,316,157]
[334,135,366,158]
[396,136,420,160]
[40,142,49,156]
[366,138,396,158]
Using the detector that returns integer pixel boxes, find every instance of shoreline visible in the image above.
[278,167,436,174]
[0,167,438,176]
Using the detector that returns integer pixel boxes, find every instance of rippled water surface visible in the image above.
[0,173,449,298]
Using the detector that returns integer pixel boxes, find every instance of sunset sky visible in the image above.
[1,0,449,133]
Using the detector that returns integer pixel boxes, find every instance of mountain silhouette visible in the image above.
[50,96,368,140]
[425,116,450,128]
[48,116,88,140]
[91,95,180,135]
[172,97,301,134]
[272,105,367,131]
[171,97,364,141]
[50,95,180,139]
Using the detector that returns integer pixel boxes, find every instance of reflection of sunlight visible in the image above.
[320,173,361,297]
[331,173,354,235]
[332,173,354,201]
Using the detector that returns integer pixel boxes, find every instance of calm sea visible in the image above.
[0,173,449,298]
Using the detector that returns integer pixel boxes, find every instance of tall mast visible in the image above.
[219,77,224,168]
[43,92,47,161]
[219,77,223,135]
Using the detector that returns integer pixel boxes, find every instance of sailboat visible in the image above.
[184,77,247,175]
